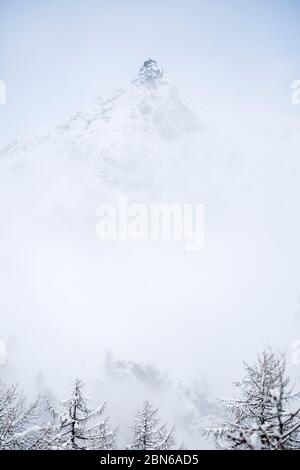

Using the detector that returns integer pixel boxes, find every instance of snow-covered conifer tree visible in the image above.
[203,350,300,449]
[134,59,164,86]
[128,400,176,450]
[0,380,45,449]
[45,378,117,450]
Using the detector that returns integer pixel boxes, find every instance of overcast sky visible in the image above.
[0,0,300,148]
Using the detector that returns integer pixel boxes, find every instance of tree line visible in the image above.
[0,378,176,450]
[1,349,300,450]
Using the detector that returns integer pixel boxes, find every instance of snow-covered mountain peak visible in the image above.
[0,60,200,194]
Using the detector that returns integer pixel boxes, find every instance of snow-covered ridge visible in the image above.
[0,60,200,191]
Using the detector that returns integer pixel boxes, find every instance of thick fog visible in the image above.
[1,0,300,448]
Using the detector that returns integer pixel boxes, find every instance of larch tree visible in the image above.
[45,378,117,450]
[128,400,176,450]
[0,380,46,449]
[203,349,300,450]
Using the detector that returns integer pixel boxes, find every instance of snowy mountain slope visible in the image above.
[0,60,200,193]
[97,353,220,449]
